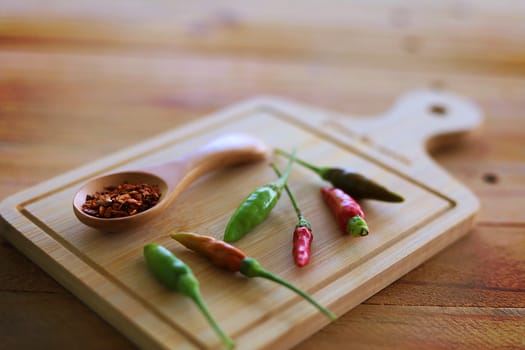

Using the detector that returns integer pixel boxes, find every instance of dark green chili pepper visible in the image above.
[143,243,235,349]
[275,148,404,202]
[223,150,296,242]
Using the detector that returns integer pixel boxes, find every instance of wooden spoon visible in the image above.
[72,134,269,232]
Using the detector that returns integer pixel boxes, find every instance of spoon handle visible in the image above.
[149,133,269,199]
[181,133,269,172]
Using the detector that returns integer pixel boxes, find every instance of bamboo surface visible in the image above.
[1,1,524,349]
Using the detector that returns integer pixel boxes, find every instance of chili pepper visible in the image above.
[223,150,296,243]
[321,187,369,237]
[170,232,336,321]
[143,243,235,350]
[271,163,313,267]
[275,148,404,203]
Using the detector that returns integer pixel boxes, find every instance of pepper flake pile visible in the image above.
[82,183,161,218]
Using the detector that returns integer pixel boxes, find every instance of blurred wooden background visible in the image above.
[1,1,524,349]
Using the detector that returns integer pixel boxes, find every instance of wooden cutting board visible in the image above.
[0,90,481,350]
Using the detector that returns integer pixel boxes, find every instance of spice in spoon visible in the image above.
[321,187,369,237]
[170,232,336,321]
[223,150,296,242]
[275,148,404,202]
[270,163,314,267]
[81,182,161,218]
[143,243,235,349]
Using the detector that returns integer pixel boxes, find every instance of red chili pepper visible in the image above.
[271,163,313,267]
[170,232,336,320]
[321,187,369,237]
[293,225,313,267]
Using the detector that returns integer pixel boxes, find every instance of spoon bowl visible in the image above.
[73,134,269,232]
[73,171,169,232]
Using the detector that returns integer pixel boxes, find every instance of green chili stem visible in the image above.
[272,149,296,191]
[275,148,326,177]
[241,257,336,321]
[270,163,311,229]
[190,292,236,350]
[347,215,369,237]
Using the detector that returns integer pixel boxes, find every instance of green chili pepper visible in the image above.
[223,150,296,242]
[143,243,235,350]
[275,148,404,202]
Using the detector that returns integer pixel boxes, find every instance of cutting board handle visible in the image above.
[345,90,483,167]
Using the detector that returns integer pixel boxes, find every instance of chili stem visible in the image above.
[190,292,235,350]
[271,163,310,228]
[241,258,335,320]
[275,148,325,177]
[272,149,296,191]
[270,163,301,217]
[256,267,336,321]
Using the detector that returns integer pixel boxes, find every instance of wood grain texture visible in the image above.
[1,0,524,349]
[0,95,481,349]
[297,226,525,350]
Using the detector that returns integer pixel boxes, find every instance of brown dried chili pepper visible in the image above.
[81,183,161,218]
[321,187,369,237]
[170,232,336,321]
[275,149,404,203]
[271,163,313,268]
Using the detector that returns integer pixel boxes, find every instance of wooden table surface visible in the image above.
[1,1,524,349]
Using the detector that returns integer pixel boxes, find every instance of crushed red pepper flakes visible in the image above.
[81,183,161,218]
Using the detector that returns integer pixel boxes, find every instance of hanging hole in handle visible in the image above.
[429,104,447,116]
